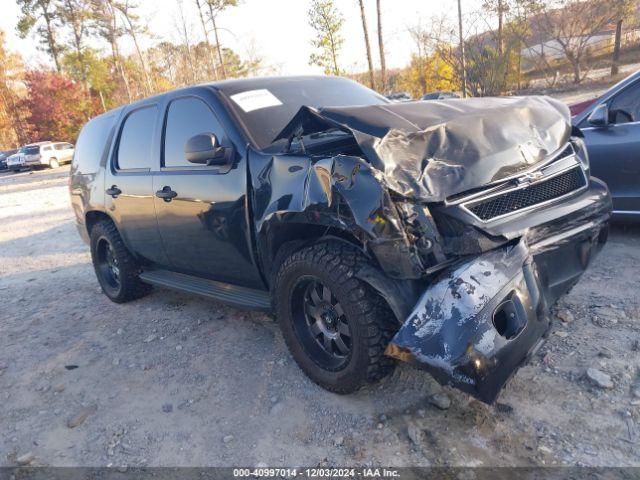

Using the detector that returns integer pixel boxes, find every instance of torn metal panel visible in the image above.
[249,152,426,280]
[273,97,572,201]
[386,200,608,404]
[385,239,550,403]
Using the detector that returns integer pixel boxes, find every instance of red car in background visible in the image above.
[569,97,598,116]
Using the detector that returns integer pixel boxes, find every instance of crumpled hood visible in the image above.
[274,96,572,202]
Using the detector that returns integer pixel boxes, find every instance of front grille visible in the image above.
[466,167,586,221]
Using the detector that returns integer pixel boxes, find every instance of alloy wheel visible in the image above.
[291,277,352,370]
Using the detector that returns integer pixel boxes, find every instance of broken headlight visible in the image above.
[571,136,590,177]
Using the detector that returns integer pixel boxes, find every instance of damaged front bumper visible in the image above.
[385,179,610,404]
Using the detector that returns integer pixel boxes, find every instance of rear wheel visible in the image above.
[274,241,397,393]
[90,220,151,303]
[49,158,59,169]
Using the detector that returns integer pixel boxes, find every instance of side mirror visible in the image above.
[185,133,229,166]
[587,104,609,127]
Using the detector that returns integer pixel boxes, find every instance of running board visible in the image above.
[139,270,271,311]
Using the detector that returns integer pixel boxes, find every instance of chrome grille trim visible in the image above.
[446,142,577,207]
[459,161,588,223]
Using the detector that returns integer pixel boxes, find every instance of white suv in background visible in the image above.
[7,141,75,171]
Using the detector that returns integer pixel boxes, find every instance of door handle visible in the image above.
[106,185,122,198]
[156,186,178,202]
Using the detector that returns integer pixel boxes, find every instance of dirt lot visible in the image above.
[1,166,639,468]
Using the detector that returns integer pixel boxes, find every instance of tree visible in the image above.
[113,0,154,94]
[457,0,467,96]
[175,0,197,83]
[90,0,132,102]
[195,0,219,79]
[22,70,98,142]
[0,30,28,146]
[205,0,239,80]
[531,0,630,84]
[308,0,344,75]
[375,0,386,91]
[59,0,92,87]
[357,0,375,89]
[396,51,456,98]
[610,0,634,76]
[61,48,115,110]
[16,0,64,72]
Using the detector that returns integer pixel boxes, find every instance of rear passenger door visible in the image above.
[153,92,263,289]
[105,104,169,266]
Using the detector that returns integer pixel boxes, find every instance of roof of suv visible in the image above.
[118,75,347,110]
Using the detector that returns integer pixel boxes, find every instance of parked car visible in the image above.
[572,70,640,219]
[70,76,610,404]
[7,141,75,172]
[569,97,598,116]
[0,149,18,170]
[385,91,412,102]
[421,91,460,100]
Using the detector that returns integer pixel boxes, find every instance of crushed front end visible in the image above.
[268,97,611,403]
[386,142,611,404]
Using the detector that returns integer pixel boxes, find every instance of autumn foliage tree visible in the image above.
[22,70,98,143]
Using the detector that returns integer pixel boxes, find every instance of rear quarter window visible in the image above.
[73,113,118,174]
[116,106,158,170]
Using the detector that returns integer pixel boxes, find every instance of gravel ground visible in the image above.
[1,166,639,467]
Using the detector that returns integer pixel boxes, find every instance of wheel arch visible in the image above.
[264,224,421,325]
[263,221,367,286]
[85,210,116,236]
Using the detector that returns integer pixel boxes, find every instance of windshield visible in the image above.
[218,77,388,150]
[20,146,41,155]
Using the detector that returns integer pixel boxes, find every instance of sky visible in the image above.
[2,0,484,75]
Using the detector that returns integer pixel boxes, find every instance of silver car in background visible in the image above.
[7,141,75,172]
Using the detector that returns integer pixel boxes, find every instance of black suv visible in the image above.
[70,76,611,403]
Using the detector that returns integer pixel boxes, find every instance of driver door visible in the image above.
[152,92,264,289]
[581,80,640,213]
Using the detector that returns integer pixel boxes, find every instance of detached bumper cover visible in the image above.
[385,181,610,404]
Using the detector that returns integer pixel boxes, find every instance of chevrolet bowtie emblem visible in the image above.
[517,171,545,185]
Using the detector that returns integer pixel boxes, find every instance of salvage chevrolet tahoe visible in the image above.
[70,76,611,403]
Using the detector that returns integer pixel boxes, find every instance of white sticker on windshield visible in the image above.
[230,89,283,112]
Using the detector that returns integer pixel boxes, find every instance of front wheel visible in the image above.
[49,158,59,169]
[90,220,151,303]
[274,242,397,393]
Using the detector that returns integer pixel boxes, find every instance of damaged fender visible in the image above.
[385,239,550,404]
[250,152,426,282]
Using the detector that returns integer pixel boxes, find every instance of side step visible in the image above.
[139,270,271,311]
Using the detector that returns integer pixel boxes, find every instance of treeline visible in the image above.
[320,0,635,98]
[0,0,636,149]
[1,0,264,147]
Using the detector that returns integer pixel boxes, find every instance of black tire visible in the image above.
[274,241,397,394]
[90,219,151,303]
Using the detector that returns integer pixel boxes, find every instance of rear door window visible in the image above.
[117,106,158,170]
[163,97,226,168]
